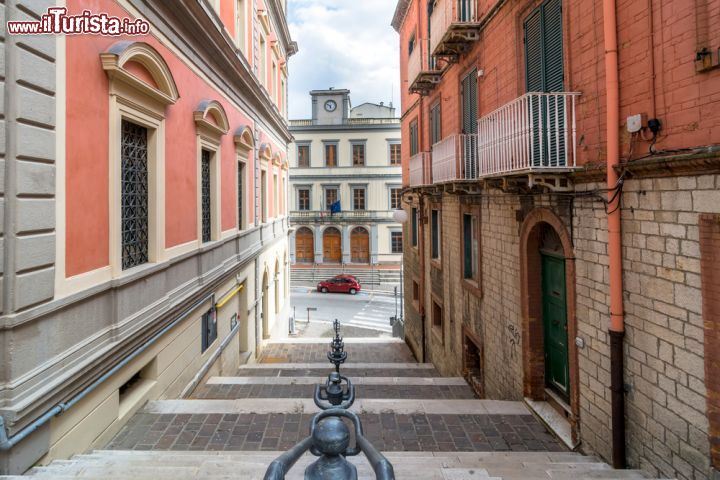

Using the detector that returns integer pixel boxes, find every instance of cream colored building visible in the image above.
[288,90,403,265]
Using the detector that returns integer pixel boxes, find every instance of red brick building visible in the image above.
[392,0,720,478]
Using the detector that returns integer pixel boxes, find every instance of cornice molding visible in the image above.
[391,0,411,32]
[130,0,292,142]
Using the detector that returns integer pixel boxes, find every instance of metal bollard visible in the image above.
[304,417,358,480]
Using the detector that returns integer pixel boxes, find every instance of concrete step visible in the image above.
[10,451,662,480]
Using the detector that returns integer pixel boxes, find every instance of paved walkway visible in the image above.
[107,339,566,455]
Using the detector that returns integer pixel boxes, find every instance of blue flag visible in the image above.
[330,200,341,214]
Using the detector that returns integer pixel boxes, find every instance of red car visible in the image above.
[317,275,361,295]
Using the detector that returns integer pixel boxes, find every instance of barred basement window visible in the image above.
[121,119,149,270]
[201,149,212,243]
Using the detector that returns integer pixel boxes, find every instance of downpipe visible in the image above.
[603,0,626,469]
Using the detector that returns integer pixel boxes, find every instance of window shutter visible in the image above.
[543,0,564,92]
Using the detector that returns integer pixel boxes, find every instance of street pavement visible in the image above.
[289,287,400,334]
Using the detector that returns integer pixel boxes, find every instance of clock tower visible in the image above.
[310,88,351,125]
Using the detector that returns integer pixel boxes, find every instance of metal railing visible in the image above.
[477,92,580,177]
[409,152,432,186]
[290,210,395,221]
[264,321,394,480]
[430,0,479,54]
[431,134,478,182]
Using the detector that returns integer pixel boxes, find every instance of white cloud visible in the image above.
[288,0,400,119]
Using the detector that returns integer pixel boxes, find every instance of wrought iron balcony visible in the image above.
[408,39,442,96]
[430,0,481,60]
[409,152,432,187]
[428,92,580,184]
[476,92,580,178]
[431,134,478,182]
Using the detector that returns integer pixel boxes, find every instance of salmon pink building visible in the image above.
[393,0,720,478]
[0,0,296,473]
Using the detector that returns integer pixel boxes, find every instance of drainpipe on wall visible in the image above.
[603,0,626,469]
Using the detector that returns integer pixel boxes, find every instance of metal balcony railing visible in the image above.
[408,40,441,95]
[290,210,394,221]
[289,118,399,127]
[431,134,478,182]
[477,92,580,177]
[409,152,432,187]
[430,0,480,57]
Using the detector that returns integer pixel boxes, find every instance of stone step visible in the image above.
[191,383,477,400]
[9,451,661,480]
[206,376,469,385]
[107,410,563,452]
[141,399,530,416]
[236,367,442,377]
[259,342,415,364]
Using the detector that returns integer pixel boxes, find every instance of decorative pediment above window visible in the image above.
[234,125,255,152]
[194,99,230,139]
[100,41,179,106]
[259,143,273,162]
[272,152,283,167]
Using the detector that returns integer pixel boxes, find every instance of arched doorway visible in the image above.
[261,269,269,339]
[350,227,370,263]
[323,227,342,263]
[295,227,314,263]
[520,208,578,434]
[274,259,280,315]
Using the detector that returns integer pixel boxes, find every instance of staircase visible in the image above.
[291,266,401,287]
[4,338,667,480]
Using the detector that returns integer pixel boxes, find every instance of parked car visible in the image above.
[317,275,361,294]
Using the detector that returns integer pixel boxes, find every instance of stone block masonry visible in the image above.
[404,172,719,480]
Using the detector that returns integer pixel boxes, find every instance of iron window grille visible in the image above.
[238,162,244,229]
[431,209,440,259]
[201,149,212,243]
[121,119,149,270]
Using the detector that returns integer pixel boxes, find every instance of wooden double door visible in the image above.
[350,227,369,263]
[323,228,342,263]
[295,228,314,263]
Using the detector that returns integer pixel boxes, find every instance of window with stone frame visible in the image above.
[325,187,338,209]
[237,161,245,229]
[201,149,212,243]
[411,207,418,247]
[462,207,481,286]
[390,143,401,165]
[297,144,310,167]
[431,208,441,260]
[298,188,310,211]
[390,188,401,209]
[432,298,444,343]
[352,143,365,166]
[391,231,403,253]
[325,143,337,167]
[353,187,366,210]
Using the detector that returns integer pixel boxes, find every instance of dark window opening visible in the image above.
[431,209,440,259]
[201,308,218,353]
[391,231,403,253]
[411,207,418,247]
[201,149,212,243]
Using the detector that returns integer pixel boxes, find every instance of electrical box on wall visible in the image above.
[627,113,647,133]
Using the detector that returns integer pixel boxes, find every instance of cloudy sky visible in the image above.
[287,0,401,119]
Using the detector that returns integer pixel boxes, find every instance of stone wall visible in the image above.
[403,171,718,480]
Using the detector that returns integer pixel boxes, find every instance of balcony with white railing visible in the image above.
[476,92,580,178]
[409,152,432,187]
[431,134,478,182]
[430,0,481,60]
[408,40,442,96]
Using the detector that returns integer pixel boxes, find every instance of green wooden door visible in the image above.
[542,253,569,400]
